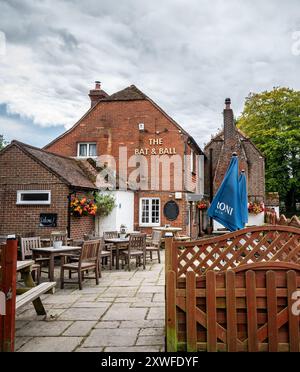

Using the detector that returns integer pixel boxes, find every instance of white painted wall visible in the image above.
[246,212,265,227]
[96,191,134,236]
[213,212,265,231]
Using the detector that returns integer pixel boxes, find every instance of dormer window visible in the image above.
[77,143,97,158]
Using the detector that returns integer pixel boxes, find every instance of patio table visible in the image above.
[31,246,81,282]
[152,227,183,237]
[104,238,129,270]
[40,237,74,247]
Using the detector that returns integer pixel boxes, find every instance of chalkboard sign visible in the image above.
[163,201,179,221]
[40,213,57,227]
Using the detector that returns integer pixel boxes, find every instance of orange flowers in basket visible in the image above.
[248,201,264,215]
[197,200,209,210]
[70,196,98,217]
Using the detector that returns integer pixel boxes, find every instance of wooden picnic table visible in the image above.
[31,246,82,282]
[16,260,53,315]
[104,238,129,270]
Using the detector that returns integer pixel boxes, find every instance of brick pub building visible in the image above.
[45,83,205,238]
[0,141,98,238]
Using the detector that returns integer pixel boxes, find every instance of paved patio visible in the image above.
[15,253,165,352]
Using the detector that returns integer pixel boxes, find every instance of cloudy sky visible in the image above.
[0,0,299,148]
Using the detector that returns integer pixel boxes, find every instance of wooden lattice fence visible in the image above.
[167,263,300,352]
[165,226,300,352]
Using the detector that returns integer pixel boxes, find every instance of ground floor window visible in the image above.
[139,198,160,226]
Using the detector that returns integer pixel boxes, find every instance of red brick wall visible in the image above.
[45,100,200,193]
[0,145,94,239]
[70,215,95,239]
[45,98,203,237]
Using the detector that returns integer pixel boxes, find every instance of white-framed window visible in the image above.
[139,198,160,227]
[77,143,97,158]
[17,190,51,205]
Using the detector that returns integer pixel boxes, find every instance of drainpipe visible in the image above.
[67,191,75,238]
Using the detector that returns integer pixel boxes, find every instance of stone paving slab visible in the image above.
[136,335,165,346]
[59,307,108,321]
[104,346,161,352]
[18,337,83,352]
[63,321,97,337]
[102,305,148,321]
[16,320,72,337]
[82,328,140,347]
[16,251,166,352]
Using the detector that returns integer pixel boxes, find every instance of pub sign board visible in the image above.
[40,213,57,227]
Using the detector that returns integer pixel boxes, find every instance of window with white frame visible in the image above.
[17,190,51,205]
[77,143,97,158]
[139,198,160,226]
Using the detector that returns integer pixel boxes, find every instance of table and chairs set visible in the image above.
[11,225,188,319]
[17,229,166,290]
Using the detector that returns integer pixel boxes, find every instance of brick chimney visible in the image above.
[89,81,109,108]
[223,98,236,142]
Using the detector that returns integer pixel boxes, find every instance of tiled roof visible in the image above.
[105,85,147,101]
[10,141,98,190]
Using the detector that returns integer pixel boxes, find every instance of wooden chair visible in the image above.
[103,231,118,239]
[103,231,121,268]
[50,231,67,246]
[60,239,101,290]
[121,233,146,271]
[146,230,162,263]
[21,237,51,283]
[99,238,113,272]
[84,235,113,271]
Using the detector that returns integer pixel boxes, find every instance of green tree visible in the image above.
[237,87,300,210]
[0,134,8,150]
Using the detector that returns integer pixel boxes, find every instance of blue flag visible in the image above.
[239,171,248,226]
[207,155,244,232]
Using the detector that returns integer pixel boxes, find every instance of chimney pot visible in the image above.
[89,81,108,107]
[225,98,231,109]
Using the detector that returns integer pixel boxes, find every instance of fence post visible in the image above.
[165,237,174,274]
[166,271,177,352]
[0,239,17,352]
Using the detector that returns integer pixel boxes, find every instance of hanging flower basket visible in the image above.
[248,201,264,215]
[70,196,97,217]
[197,200,209,210]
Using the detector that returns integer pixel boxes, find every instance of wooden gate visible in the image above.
[0,239,18,352]
[165,226,300,352]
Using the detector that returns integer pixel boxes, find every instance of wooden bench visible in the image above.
[16,282,56,315]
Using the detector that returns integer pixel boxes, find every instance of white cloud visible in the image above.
[0,0,300,147]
